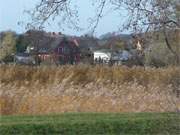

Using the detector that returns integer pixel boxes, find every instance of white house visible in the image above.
[94,50,111,63]
[93,49,132,64]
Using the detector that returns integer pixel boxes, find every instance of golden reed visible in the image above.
[0,65,180,115]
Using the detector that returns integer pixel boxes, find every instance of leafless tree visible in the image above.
[26,0,80,31]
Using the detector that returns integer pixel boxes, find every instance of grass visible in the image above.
[0,113,179,135]
[0,66,179,134]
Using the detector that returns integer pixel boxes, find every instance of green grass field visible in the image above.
[0,113,179,135]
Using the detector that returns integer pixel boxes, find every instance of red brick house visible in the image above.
[38,37,80,65]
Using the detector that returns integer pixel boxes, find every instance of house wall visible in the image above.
[94,52,111,62]
[53,41,80,64]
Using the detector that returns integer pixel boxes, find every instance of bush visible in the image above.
[145,30,180,67]
[145,42,176,67]
[0,31,16,62]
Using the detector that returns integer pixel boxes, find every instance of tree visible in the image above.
[110,0,180,64]
[0,31,16,62]
[16,35,29,53]
[22,30,50,53]
[28,0,179,30]
[29,0,180,64]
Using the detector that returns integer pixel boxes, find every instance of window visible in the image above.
[58,47,62,53]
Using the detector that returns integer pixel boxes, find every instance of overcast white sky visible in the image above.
[0,0,127,36]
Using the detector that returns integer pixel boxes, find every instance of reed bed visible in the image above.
[0,65,180,115]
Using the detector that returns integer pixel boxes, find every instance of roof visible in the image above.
[15,53,31,57]
[93,49,111,53]
[23,30,80,52]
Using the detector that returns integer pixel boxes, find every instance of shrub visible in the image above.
[145,30,180,67]
[0,31,16,62]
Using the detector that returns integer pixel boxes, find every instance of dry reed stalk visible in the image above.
[0,65,180,115]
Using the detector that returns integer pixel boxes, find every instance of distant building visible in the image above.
[93,50,111,64]
[15,31,80,65]
[14,53,36,65]
[37,37,80,65]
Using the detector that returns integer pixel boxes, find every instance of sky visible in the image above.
[0,0,127,36]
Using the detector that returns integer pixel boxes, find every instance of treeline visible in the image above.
[0,31,28,63]
[0,29,180,67]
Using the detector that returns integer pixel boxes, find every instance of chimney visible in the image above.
[52,32,56,36]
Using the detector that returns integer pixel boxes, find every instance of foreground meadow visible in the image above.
[0,65,180,115]
[0,113,179,134]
